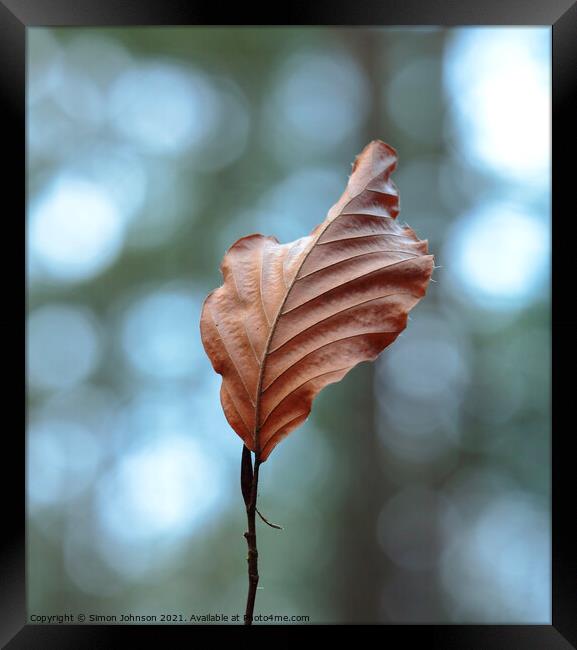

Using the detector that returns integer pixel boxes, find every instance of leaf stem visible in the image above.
[243,450,261,625]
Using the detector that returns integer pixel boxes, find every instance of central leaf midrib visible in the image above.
[252,168,389,451]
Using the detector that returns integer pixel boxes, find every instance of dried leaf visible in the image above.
[200,140,434,461]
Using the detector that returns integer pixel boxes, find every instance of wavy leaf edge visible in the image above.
[200,140,435,461]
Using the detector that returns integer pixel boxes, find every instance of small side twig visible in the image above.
[256,508,283,530]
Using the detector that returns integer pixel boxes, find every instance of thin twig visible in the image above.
[243,451,260,625]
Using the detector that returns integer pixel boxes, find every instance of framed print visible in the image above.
[3,0,576,645]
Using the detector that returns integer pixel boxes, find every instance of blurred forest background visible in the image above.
[27,27,551,623]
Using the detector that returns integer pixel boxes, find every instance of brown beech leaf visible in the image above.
[200,140,434,462]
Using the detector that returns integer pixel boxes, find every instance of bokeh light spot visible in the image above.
[96,435,223,543]
[28,419,102,507]
[30,175,125,283]
[108,63,219,155]
[441,491,550,622]
[266,50,369,158]
[120,287,203,379]
[445,28,550,184]
[28,304,102,391]
[445,202,550,310]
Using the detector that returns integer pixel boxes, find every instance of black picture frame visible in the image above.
[3,0,576,644]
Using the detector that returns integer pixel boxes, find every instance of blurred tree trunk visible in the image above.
[332,28,391,623]
[332,28,448,623]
